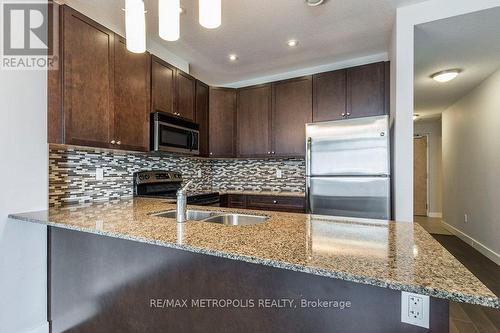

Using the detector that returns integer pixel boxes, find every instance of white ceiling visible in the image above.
[414,7,500,119]
[64,0,426,86]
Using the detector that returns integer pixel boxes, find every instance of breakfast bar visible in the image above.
[9,198,498,332]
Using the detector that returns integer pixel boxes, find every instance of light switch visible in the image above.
[96,168,104,181]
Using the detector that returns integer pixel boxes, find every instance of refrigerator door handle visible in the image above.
[305,177,311,214]
[306,137,312,176]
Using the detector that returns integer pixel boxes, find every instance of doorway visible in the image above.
[413,135,428,216]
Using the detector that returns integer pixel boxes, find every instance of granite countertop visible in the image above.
[9,198,498,308]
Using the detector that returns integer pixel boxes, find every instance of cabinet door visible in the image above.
[313,70,346,122]
[151,55,176,114]
[195,80,210,157]
[176,70,196,120]
[113,37,150,151]
[347,62,386,118]
[63,6,114,148]
[272,77,312,157]
[209,88,236,157]
[237,85,272,157]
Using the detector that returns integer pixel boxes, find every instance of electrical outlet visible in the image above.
[464,214,468,223]
[401,292,429,328]
[276,169,283,179]
[197,170,202,178]
[96,168,104,181]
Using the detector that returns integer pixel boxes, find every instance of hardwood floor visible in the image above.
[416,217,500,333]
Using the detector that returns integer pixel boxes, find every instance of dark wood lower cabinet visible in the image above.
[49,227,449,333]
[220,194,306,213]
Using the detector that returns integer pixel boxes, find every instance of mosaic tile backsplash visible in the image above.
[49,145,306,206]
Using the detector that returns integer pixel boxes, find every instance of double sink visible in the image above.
[151,209,268,226]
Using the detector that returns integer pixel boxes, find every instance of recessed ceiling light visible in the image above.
[431,69,461,83]
[287,39,299,47]
[305,0,325,6]
[229,54,238,61]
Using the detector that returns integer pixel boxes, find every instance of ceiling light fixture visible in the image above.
[199,0,221,29]
[229,54,238,61]
[305,0,325,6]
[287,39,299,47]
[159,0,180,41]
[125,0,146,53]
[413,114,420,121]
[431,69,461,83]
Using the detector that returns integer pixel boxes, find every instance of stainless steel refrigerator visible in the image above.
[305,115,391,219]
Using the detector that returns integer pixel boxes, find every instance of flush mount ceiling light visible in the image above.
[159,0,180,41]
[305,0,325,6]
[199,0,221,29]
[228,54,238,62]
[413,114,420,121]
[287,39,299,47]
[431,69,461,83]
[125,0,146,53]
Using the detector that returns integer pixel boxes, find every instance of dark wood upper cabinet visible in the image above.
[195,80,210,157]
[151,55,176,115]
[237,84,272,157]
[209,87,236,158]
[272,77,312,157]
[347,62,386,118]
[113,37,151,151]
[62,6,115,149]
[175,70,196,120]
[313,70,347,122]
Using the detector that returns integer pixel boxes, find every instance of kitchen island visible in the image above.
[10,198,499,332]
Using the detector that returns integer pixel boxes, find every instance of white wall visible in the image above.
[414,118,442,216]
[390,0,500,222]
[0,1,49,332]
[442,69,500,264]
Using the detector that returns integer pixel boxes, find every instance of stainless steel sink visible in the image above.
[151,209,217,221]
[202,214,268,226]
[152,210,268,226]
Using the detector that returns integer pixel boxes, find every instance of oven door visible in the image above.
[154,121,200,155]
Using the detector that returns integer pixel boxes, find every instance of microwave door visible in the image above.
[158,123,192,153]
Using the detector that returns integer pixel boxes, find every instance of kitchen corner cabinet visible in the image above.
[113,37,151,151]
[209,87,237,157]
[272,76,313,157]
[195,80,210,157]
[175,70,196,121]
[236,84,272,157]
[62,6,115,149]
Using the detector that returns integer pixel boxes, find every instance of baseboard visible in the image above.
[23,322,49,333]
[428,212,442,218]
[442,220,500,265]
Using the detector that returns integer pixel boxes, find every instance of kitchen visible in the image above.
[1,0,499,333]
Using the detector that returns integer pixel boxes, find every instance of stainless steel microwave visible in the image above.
[150,112,200,155]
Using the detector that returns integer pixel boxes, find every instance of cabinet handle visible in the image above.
[341,113,346,117]
[209,152,213,156]
[110,140,116,144]
[346,113,351,117]
[272,151,275,155]
[117,141,121,145]
[273,200,278,204]
[267,152,271,155]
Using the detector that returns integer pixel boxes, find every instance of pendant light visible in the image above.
[199,0,221,29]
[159,0,180,41]
[125,0,146,53]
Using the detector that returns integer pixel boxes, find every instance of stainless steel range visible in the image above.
[133,171,220,206]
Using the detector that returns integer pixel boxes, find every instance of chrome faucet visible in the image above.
[176,180,193,223]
